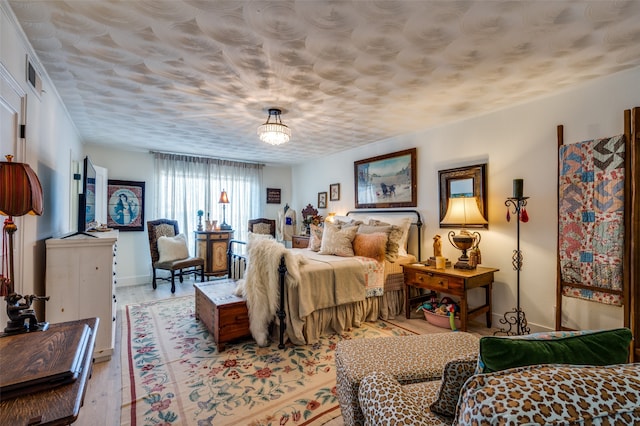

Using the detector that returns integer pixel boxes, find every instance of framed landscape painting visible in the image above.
[106,180,145,231]
[354,148,417,208]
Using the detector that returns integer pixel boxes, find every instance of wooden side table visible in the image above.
[292,235,310,248]
[403,264,498,331]
[0,318,98,425]
[194,230,233,276]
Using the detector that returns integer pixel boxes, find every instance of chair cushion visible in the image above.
[477,328,632,373]
[157,233,189,263]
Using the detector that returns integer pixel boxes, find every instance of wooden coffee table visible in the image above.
[194,280,251,351]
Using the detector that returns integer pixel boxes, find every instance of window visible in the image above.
[154,153,263,250]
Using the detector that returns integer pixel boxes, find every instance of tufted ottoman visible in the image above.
[335,332,479,426]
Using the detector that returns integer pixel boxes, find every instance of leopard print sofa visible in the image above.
[358,363,640,425]
[335,332,480,426]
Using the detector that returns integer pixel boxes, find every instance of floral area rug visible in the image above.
[121,296,416,426]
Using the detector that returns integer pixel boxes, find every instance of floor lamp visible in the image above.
[0,155,48,335]
[496,179,531,336]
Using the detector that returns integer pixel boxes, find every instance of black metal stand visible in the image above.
[496,196,530,336]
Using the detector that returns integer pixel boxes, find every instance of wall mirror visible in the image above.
[438,163,488,228]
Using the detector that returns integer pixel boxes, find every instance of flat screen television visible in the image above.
[78,156,97,233]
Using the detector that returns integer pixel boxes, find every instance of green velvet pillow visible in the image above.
[478,328,632,373]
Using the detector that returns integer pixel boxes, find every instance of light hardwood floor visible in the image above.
[75,278,497,425]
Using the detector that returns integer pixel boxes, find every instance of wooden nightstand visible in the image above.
[194,230,234,276]
[292,235,310,248]
[402,264,499,331]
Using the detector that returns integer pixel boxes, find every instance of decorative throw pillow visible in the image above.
[477,327,632,373]
[319,223,358,257]
[357,223,401,262]
[157,233,189,263]
[308,224,324,251]
[367,216,412,256]
[352,232,388,262]
[430,358,477,417]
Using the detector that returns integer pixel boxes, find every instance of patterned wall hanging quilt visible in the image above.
[558,134,625,306]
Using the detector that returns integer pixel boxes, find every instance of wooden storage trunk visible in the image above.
[194,280,251,351]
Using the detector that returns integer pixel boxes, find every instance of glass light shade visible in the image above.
[257,123,291,145]
[257,108,291,145]
[441,197,487,226]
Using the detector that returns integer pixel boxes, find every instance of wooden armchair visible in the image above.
[147,219,204,293]
[248,218,276,237]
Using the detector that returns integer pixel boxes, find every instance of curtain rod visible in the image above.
[149,150,265,167]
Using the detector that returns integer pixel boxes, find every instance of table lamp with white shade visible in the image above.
[440,196,487,269]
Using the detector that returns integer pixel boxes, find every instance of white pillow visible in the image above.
[319,223,358,257]
[157,233,189,263]
[366,216,412,256]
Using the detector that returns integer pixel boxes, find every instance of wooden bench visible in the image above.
[194,280,251,351]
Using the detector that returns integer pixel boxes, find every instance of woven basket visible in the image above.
[423,310,461,329]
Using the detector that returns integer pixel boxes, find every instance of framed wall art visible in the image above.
[330,183,340,201]
[438,163,487,228]
[354,148,417,208]
[106,179,145,231]
[266,187,281,204]
[318,191,327,209]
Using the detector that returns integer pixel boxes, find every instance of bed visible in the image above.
[228,210,423,348]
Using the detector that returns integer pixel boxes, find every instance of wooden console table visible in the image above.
[0,318,99,425]
[403,264,498,331]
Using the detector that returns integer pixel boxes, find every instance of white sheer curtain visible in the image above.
[154,153,263,253]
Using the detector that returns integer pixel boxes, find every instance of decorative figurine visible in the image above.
[433,234,442,257]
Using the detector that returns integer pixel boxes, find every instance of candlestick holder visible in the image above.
[496,195,531,336]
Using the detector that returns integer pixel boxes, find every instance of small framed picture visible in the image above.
[318,192,327,209]
[266,187,281,204]
[330,183,340,201]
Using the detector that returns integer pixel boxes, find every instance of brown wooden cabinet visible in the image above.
[292,235,310,248]
[403,264,498,331]
[194,280,250,351]
[194,230,233,276]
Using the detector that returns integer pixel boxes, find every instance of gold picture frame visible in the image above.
[354,148,417,208]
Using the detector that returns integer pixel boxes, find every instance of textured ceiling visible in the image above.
[8,0,640,165]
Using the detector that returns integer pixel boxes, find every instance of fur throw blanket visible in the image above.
[234,236,306,346]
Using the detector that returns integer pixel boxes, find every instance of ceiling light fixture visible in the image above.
[257,108,291,146]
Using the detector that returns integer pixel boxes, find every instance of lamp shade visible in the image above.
[218,190,229,204]
[441,197,486,226]
[0,155,43,217]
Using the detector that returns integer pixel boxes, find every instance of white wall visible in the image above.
[292,67,640,332]
[84,145,293,286]
[1,3,84,326]
[3,0,638,330]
